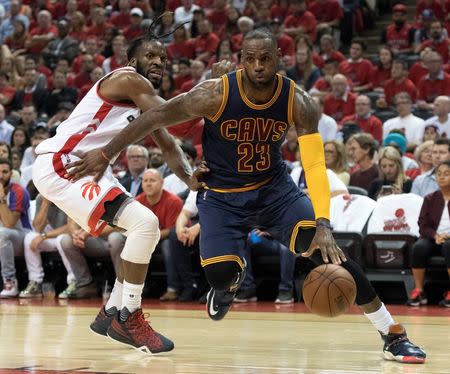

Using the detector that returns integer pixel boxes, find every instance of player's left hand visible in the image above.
[186,161,210,191]
[65,149,109,183]
[302,222,347,265]
[211,59,236,78]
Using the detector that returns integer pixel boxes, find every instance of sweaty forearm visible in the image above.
[102,95,189,160]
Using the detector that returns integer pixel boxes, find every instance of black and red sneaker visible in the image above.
[381,324,426,364]
[406,288,427,307]
[107,309,174,354]
[90,306,116,337]
[439,291,450,308]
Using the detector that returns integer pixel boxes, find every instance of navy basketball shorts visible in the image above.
[196,172,316,268]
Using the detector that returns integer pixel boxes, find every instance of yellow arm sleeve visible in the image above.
[298,133,330,220]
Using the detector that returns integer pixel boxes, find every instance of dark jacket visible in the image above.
[119,172,143,197]
[418,190,450,239]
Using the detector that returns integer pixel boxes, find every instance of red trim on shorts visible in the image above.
[52,102,114,179]
[96,67,138,108]
[88,187,124,237]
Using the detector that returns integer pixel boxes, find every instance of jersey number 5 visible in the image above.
[237,143,270,172]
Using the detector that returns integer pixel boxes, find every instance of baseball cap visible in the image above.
[384,133,407,154]
[392,4,407,13]
[130,7,144,17]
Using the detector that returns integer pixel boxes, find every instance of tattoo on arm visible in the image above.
[293,86,320,136]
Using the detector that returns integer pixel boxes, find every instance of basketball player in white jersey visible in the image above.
[33,29,228,354]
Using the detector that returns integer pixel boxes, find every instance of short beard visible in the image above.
[135,63,162,89]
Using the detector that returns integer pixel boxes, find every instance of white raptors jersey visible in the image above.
[36,67,141,157]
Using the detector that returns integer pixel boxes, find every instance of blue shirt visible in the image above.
[411,168,438,197]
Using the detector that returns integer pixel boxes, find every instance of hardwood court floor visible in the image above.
[0,299,448,374]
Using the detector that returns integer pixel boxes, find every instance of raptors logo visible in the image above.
[81,182,101,201]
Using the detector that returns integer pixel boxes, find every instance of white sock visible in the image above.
[121,280,144,315]
[105,279,123,313]
[364,303,395,335]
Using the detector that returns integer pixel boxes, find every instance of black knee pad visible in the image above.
[204,261,241,291]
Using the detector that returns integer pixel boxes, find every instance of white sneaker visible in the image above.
[0,278,19,298]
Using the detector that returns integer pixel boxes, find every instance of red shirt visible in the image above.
[284,11,317,41]
[207,9,227,32]
[27,25,58,54]
[270,3,292,20]
[384,23,413,51]
[166,40,196,61]
[323,92,357,122]
[417,72,450,102]
[277,33,295,59]
[110,12,131,28]
[341,114,383,141]
[0,85,16,109]
[123,26,144,40]
[308,0,343,23]
[174,74,192,90]
[72,54,105,74]
[339,59,373,88]
[383,78,418,106]
[194,33,220,61]
[420,38,450,63]
[73,72,92,89]
[372,65,391,88]
[86,22,113,37]
[136,190,183,230]
[180,79,196,92]
[316,50,346,68]
[281,143,297,162]
[408,61,428,83]
[231,33,244,52]
[416,0,445,21]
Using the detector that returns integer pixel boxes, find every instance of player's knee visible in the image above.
[204,260,241,291]
[118,201,159,239]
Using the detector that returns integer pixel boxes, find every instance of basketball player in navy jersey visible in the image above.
[68,29,426,364]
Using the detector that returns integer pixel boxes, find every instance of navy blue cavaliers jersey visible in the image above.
[202,69,296,190]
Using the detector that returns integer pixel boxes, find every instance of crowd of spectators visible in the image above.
[0,0,448,306]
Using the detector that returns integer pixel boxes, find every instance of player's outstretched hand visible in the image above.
[301,223,347,265]
[186,161,210,191]
[211,59,236,78]
[65,149,109,183]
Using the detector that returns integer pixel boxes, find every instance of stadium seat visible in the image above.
[347,186,368,196]
[363,233,416,298]
[332,231,364,267]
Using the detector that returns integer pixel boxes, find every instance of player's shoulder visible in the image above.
[108,69,155,90]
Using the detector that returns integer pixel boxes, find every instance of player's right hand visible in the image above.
[302,225,347,265]
[65,149,109,183]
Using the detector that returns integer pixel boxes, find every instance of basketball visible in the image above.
[302,264,356,317]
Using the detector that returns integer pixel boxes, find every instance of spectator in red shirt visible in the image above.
[231,16,254,52]
[0,72,16,112]
[124,8,145,41]
[271,0,291,21]
[318,34,345,68]
[420,20,450,63]
[417,51,450,109]
[193,19,220,64]
[166,25,196,62]
[25,10,58,55]
[409,48,433,83]
[180,60,205,92]
[372,46,393,90]
[381,4,415,55]
[270,18,295,67]
[110,0,132,29]
[174,59,192,90]
[339,39,373,93]
[78,66,104,101]
[86,7,113,37]
[416,0,445,22]
[308,0,343,39]
[135,169,183,241]
[217,7,241,40]
[71,37,105,74]
[323,73,356,123]
[68,10,88,42]
[73,54,95,89]
[283,0,317,41]
[342,95,383,142]
[207,0,228,32]
[310,58,345,97]
[377,59,418,109]
[102,35,127,74]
